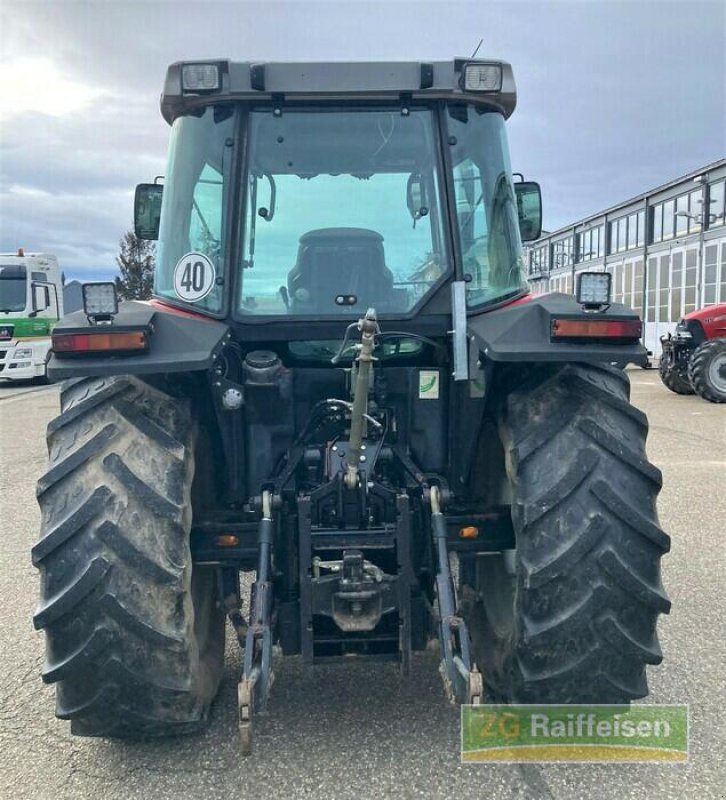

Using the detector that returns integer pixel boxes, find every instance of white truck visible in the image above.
[0,250,63,381]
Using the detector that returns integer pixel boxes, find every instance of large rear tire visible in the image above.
[464,363,671,704]
[688,339,726,403]
[33,376,225,737]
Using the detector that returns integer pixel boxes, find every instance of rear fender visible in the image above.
[467,292,648,366]
[47,301,229,380]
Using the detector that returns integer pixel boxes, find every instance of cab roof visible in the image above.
[160,58,516,123]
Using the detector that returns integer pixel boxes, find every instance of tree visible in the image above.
[115,231,155,300]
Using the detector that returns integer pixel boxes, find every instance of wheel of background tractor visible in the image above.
[658,341,694,395]
[687,339,726,403]
[462,363,671,704]
[32,375,225,737]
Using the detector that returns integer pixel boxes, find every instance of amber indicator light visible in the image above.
[214,535,240,547]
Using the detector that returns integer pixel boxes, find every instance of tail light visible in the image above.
[551,318,642,341]
[52,330,148,354]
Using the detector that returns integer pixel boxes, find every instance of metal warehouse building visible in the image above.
[526,158,726,355]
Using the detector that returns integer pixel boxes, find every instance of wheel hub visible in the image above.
[709,352,726,393]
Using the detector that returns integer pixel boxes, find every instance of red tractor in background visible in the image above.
[659,303,726,403]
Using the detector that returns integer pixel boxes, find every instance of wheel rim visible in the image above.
[708,352,726,393]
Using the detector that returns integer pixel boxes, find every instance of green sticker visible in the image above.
[418,370,439,399]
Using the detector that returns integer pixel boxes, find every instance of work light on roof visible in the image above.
[463,63,502,92]
[181,63,220,93]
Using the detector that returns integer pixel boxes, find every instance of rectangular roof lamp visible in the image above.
[462,63,502,92]
[182,63,221,93]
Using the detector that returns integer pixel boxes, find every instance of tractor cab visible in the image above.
[135,59,541,334]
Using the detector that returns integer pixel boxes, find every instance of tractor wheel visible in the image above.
[658,340,694,395]
[463,363,671,704]
[33,375,225,737]
[688,339,726,403]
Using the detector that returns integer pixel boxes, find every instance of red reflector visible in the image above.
[551,319,642,338]
[53,330,148,353]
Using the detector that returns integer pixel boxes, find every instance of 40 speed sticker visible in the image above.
[173,253,216,302]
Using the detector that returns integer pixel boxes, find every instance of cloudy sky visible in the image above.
[0,0,724,281]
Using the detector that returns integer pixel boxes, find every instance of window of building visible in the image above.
[609,214,645,254]
[627,213,638,249]
[671,252,683,321]
[608,217,628,254]
[684,249,698,313]
[703,244,718,306]
[662,199,675,240]
[688,189,703,232]
[633,259,644,314]
[615,263,623,304]
[552,237,573,268]
[617,217,627,252]
[658,254,670,322]
[576,231,585,262]
[624,261,633,307]
[651,203,663,243]
[675,194,689,235]
[709,180,725,227]
[576,226,603,262]
[530,244,549,274]
[646,256,657,322]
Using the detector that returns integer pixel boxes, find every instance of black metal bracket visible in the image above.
[238,494,275,755]
[429,486,481,705]
[297,488,413,673]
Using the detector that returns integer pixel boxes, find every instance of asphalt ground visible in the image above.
[1,370,724,800]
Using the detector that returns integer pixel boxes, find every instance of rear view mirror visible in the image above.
[134,183,164,240]
[515,181,542,241]
[30,282,51,316]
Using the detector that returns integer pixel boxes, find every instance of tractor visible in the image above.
[33,58,670,753]
[659,303,726,402]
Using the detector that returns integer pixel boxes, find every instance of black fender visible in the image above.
[47,301,229,381]
[467,293,648,366]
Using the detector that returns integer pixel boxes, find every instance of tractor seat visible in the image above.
[287,228,394,313]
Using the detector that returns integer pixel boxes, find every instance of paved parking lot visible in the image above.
[0,370,724,799]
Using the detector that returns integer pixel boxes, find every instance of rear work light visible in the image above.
[82,282,118,321]
[463,63,503,92]
[551,318,642,340]
[182,63,220,93]
[53,330,148,354]
[576,271,612,309]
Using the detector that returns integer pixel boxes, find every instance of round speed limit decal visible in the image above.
[173,253,216,302]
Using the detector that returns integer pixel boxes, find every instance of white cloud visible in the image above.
[0,57,104,118]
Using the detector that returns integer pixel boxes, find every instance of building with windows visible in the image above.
[526,159,726,354]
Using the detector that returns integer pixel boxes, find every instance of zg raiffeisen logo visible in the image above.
[461,705,688,762]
